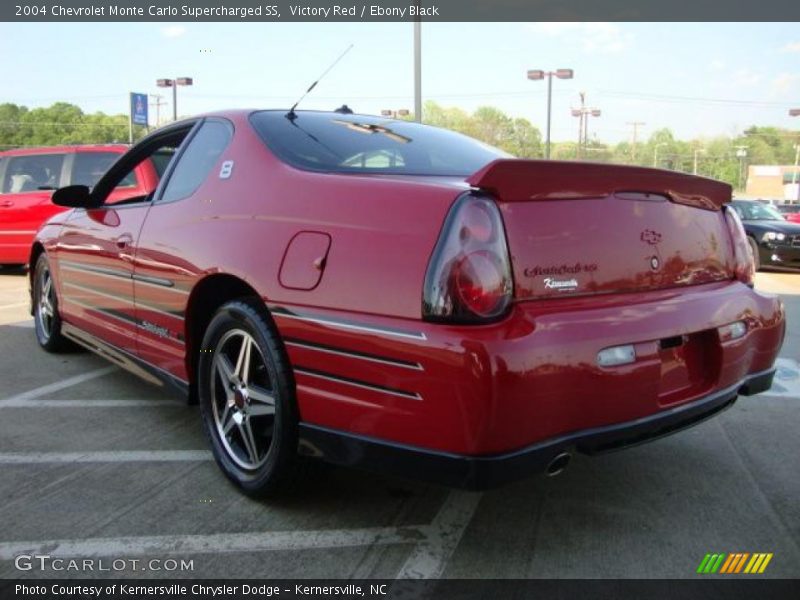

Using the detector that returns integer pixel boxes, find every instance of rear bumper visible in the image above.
[298,368,775,490]
[280,280,783,464]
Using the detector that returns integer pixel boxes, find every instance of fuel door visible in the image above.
[279,231,332,291]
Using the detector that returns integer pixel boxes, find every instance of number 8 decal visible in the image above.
[219,160,234,179]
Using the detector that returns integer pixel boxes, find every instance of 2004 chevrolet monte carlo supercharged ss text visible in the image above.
[29,109,785,495]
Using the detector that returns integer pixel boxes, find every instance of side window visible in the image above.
[150,149,176,178]
[2,154,64,194]
[72,152,137,189]
[159,121,233,203]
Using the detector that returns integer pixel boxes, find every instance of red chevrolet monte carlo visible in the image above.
[0,144,161,266]
[30,110,785,495]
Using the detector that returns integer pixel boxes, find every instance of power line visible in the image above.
[597,90,797,108]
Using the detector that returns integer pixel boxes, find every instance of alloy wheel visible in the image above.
[210,329,277,470]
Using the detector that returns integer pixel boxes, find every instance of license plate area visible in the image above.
[657,330,719,406]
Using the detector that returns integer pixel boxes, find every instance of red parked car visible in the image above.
[0,144,162,266]
[776,203,800,224]
[30,111,785,495]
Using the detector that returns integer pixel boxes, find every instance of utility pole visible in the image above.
[792,144,799,201]
[413,3,421,123]
[571,92,600,159]
[627,121,645,162]
[693,148,702,175]
[149,94,167,128]
[791,109,800,201]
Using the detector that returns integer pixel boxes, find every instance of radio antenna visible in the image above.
[286,44,354,120]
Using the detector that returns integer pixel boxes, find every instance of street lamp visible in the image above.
[527,68,573,159]
[156,77,193,122]
[735,146,748,191]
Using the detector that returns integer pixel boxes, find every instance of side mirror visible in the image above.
[51,185,100,208]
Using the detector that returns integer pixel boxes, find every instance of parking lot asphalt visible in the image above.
[0,265,798,580]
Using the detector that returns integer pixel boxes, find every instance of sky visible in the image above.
[0,22,798,143]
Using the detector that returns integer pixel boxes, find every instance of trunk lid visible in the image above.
[467,160,735,300]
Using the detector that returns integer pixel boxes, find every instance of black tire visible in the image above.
[198,299,298,496]
[748,237,761,272]
[32,253,70,352]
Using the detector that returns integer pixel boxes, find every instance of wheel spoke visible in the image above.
[234,335,252,381]
[238,420,259,463]
[215,355,235,385]
[248,385,274,405]
[42,276,52,299]
[221,407,235,436]
[249,403,275,417]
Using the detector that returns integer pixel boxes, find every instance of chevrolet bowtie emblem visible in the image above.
[641,229,662,245]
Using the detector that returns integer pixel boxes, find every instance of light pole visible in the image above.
[735,146,748,192]
[156,77,193,121]
[653,142,667,168]
[527,68,573,159]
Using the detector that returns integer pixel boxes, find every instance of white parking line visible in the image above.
[0,302,29,310]
[0,366,116,405]
[0,526,426,561]
[0,398,184,408]
[396,491,483,579]
[760,357,800,398]
[0,450,212,464]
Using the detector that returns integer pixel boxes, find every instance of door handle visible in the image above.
[0,200,13,208]
[115,234,133,249]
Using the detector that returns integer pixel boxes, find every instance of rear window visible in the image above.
[249,111,507,176]
[72,152,136,188]
[2,153,64,193]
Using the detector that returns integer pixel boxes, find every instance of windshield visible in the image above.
[734,202,785,221]
[249,110,509,177]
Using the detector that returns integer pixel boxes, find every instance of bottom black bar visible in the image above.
[1,579,798,600]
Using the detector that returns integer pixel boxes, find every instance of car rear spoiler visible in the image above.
[466,159,732,211]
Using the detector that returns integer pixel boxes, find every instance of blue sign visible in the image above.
[130,92,148,126]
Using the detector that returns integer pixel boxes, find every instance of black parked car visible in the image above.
[729,200,800,271]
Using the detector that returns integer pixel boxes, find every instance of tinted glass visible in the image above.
[250,111,508,176]
[733,201,785,221]
[160,121,233,203]
[2,154,64,193]
[151,149,176,178]
[72,152,136,188]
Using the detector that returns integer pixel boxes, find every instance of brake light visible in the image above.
[723,205,755,287]
[423,193,513,322]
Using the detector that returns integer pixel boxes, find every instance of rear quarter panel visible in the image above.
[132,114,460,379]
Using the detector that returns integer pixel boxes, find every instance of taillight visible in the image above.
[423,193,513,322]
[723,205,755,287]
